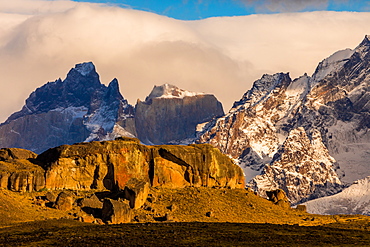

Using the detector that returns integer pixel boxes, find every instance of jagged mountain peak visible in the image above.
[232,72,291,109]
[145,83,206,102]
[0,62,135,153]
[73,62,96,76]
[356,35,370,49]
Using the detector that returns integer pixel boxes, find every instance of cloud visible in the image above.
[0,1,370,123]
[0,0,81,15]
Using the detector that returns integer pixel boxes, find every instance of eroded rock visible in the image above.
[38,138,244,191]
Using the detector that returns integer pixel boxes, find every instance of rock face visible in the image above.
[0,62,135,153]
[151,144,245,189]
[36,137,244,191]
[198,36,370,204]
[38,137,149,191]
[0,148,45,192]
[135,84,224,144]
[249,128,341,204]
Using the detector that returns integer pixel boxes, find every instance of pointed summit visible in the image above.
[73,62,96,76]
[358,35,370,47]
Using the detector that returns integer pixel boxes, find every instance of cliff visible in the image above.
[34,137,244,191]
[135,84,224,144]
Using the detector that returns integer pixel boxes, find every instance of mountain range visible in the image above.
[1,36,370,213]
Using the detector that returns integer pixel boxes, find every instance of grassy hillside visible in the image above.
[1,187,370,246]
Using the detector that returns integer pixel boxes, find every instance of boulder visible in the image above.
[102,198,132,224]
[266,189,291,208]
[45,191,57,203]
[54,192,74,211]
[295,204,307,212]
[78,194,103,209]
[123,178,150,209]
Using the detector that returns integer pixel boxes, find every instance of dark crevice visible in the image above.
[158,148,190,168]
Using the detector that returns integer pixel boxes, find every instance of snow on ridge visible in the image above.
[311,48,354,83]
[73,62,95,76]
[146,83,206,101]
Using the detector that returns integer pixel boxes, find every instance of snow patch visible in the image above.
[146,83,206,100]
[311,48,353,83]
[303,177,370,215]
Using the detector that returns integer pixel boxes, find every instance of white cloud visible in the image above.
[0,0,369,123]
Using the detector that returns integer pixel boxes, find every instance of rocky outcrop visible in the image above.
[38,137,150,191]
[0,148,45,192]
[0,62,135,153]
[266,189,290,209]
[36,137,244,191]
[151,144,245,189]
[135,84,224,144]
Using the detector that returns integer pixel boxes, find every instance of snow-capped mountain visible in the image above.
[198,35,370,204]
[0,62,135,153]
[303,177,370,215]
[135,84,224,144]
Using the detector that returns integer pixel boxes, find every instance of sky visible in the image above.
[0,0,370,123]
[71,0,370,20]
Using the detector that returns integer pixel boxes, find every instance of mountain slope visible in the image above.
[198,36,370,204]
[303,177,370,215]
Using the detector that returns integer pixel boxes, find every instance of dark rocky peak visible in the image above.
[62,62,105,105]
[3,62,106,124]
[105,79,123,102]
[232,73,291,109]
[355,35,370,51]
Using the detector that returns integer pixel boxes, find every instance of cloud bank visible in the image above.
[0,0,370,123]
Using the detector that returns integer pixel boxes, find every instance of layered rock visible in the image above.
[36,137,244,191]
[0,62,135,153]
[0,148,45,192]
[135,84,224,144]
